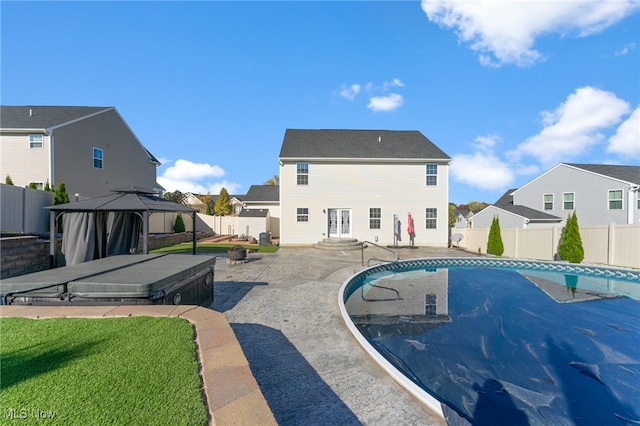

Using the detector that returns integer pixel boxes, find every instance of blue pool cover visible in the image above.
[346,265,640,426]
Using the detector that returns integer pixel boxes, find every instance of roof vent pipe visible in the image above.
[378,136,381,142]
[29,108,32,117]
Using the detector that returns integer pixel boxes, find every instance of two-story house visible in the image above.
[278,129,451,246]
[471,163,640,228]
[0,106,161,198]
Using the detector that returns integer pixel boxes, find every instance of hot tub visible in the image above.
[1,254,215,306]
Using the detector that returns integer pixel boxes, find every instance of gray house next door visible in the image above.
[328,208,351,238]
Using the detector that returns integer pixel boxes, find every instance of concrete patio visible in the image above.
[1,245,477,425]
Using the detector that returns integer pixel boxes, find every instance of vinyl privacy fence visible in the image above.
[454,223,640,269]
[1,184,54,234]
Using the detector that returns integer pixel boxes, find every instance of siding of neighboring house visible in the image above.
[512,164,639,226]
[50,109,158,197]
[471,206,527,229]
[1,132,51,187]
[243,185,280,237]
[0,106,159,199]
[280,160,449,246]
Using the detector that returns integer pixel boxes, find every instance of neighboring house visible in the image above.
[278,129,451,246]
[471,189,563,229]
[182,192,206,213]
[210,193,244,215]
[237,208,271,240]
[0,106,161,198]
[453,209,474,228]
[243,184,280,238]
[472,163,640,229]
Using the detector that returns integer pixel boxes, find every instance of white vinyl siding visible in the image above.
[279,160,449,246]
[0,133,50,188]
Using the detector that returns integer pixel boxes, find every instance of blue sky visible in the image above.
[2,1,638,205]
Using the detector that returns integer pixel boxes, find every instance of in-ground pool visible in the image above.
[339,258,640,426]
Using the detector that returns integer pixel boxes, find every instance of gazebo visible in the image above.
[45,187,198,267]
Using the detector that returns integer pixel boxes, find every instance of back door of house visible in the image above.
[328,209,351,238]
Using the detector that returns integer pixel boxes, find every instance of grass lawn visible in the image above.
[151,242,280,254]
[0,317,207,425]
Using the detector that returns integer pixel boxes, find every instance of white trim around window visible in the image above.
[93,147,103,169]
[562,192,574,210]
[29,134,44,149]
[543,193,553,210]
[608,189,623,210]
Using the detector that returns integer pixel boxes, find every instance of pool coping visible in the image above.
[0,304,277,426]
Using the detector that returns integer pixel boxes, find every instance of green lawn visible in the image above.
[151,242,280,254]
[0,317,207,425]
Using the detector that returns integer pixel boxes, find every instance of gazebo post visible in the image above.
[192,212,197,255]
[143,210,149,254]
[49,210,57,268]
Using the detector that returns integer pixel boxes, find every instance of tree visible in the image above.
[163,190,185,204]
[468,200,489,213]
[214,187,232,216]
[173,212,186,233]
[205,203,213,215]
[558,211,584,263]
[5,175,13,185]
[448,202,457,228]
[44,180,52,192]
[54,181,69,205]
[487,216,504,256]
[264,175,280,185]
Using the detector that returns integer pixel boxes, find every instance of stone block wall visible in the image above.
[1,236,63,279]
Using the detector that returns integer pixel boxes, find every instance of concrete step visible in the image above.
[315,238,362,251]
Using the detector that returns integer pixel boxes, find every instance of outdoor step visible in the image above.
[316,238,362,251]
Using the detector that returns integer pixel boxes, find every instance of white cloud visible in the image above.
[367,93,404,112]
[339,83,361,100]
[157,159,240,194]
[607,106,640,157]
[421,0,640,67]
[509,86,631,165]
[450,151,515,190]
[615,42,636,56]
[383,78,405,91]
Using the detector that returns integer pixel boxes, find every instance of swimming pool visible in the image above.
[339,258,640,425]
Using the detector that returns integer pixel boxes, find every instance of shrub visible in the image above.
[487,216,504,256]
[558,211,584,263]
[5,175,13,185]
[174,212,186,233]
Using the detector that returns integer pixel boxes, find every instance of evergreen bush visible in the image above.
[174,212,186,233]
[558,211,584,263]
[5,175,13,185]
[487,216,504,256]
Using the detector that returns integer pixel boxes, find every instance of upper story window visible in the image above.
[297,163,308,185]
[369,208,381,229]
[563,192,574,210]
[608,190,623,210]
[296,207,309,222]
[425,208,437,229]
[426,164,437,186]
[29,134,43,149]
[543,194,553,210]
[93,147,103,169]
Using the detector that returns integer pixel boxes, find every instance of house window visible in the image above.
[296,208,309,222]
[297,163,308,185]
[369,208,381,229]
[608,190,623,210]
[543,194,553,210]
[93,147,103,169]
[29,135,43,149]
[426,164,437,186]
[425,208,437,229]
[563,192,574,210]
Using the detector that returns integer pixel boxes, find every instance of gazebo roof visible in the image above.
[45,187,196,213]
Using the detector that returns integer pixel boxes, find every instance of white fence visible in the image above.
[454,223,640,269]
[1,184,54,234]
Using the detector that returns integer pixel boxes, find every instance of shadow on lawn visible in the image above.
[0,340,105,390]
[231,323,361,425]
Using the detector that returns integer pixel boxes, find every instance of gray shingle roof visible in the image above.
[244,185,279,202]
[566,163,640,185]
[493,188,561,222]
[1,106,111,129]
[279,129,450,160]
[238,209,269,218]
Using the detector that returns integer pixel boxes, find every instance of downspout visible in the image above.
[46,128,54,187]
[628,185,639,224]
